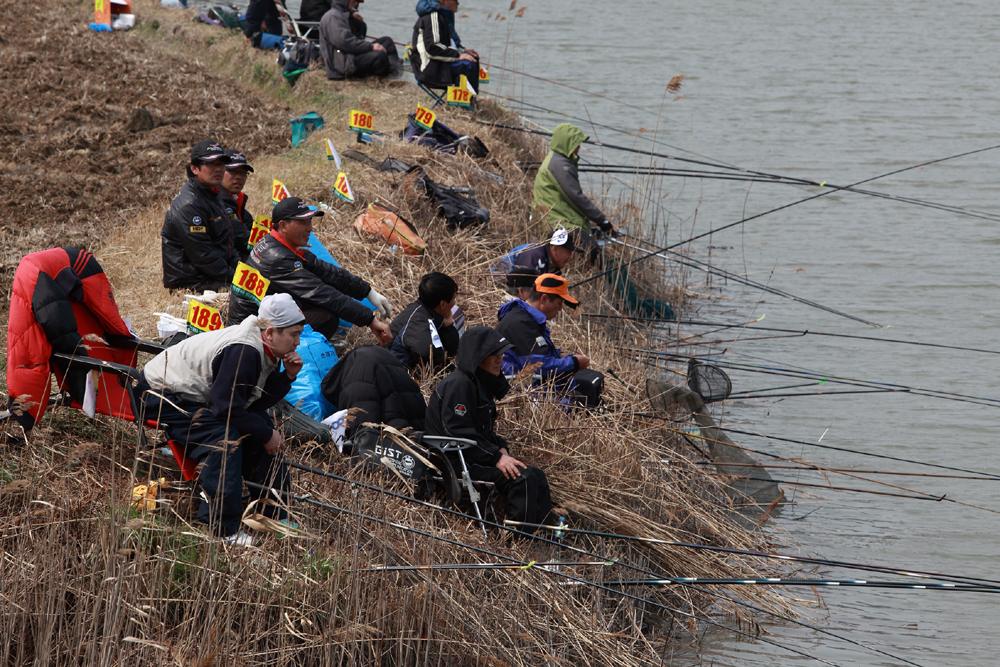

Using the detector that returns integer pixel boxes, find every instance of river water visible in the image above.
[244,0,1000,663]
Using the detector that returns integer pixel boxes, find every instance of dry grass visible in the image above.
[0,3,800,665]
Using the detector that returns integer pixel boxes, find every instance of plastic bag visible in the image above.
[284,325,339,420]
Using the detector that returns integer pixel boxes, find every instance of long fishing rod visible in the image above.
[603,577,1000,593]
[274,463,924,666]
[570,143,1000,290]
[502,520,1000,589]
[245,480,848,667]
[352,562,605,573]
[610,236,881,327]
[701,461,1000,482]
[485,119,1000,224]
[583,312,1000,357]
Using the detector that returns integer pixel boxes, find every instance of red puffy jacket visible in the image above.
[6,248,134,430]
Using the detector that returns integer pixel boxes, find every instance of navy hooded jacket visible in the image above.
[495,299,578,379]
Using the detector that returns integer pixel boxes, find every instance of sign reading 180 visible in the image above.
[349,110,374,132]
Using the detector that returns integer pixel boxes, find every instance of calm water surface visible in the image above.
[241,0,1000,663]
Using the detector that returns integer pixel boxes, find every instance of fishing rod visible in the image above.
[602,577,1000,593]
[275,463,929,666]
[484,119,1000,224]
[245,480,849,667]
[701,461,1000,482]
[502,520,1000,589]
[583,312,1000,357]
[610,236,881,327]
[570,143,1000,290]
[352,562,605,573]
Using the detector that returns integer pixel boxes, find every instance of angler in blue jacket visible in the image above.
[495,274,604,407]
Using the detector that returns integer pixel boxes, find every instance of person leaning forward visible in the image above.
[227,197,394,344]
[319,0,399,80]
[219,149,255,259]
[506,226,577,299]
[532,123,617,263]
[496,273,604,408]
[161,140,244,292]
[425,326,553,535]
[136,294,305,545]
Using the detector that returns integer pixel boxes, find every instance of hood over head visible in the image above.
[456,326,514,376]
[549,123,588,159]
[332,0,353,12]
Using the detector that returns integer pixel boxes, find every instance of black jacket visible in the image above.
[161,177,243,291]
[410,10,463,89]
[318,0,371,79]
[425,327,511,467]
[321,345,427,439]
[227,231,374,326]
[298,0,331,22]
[388,300,460,371]
[220,190,253,259]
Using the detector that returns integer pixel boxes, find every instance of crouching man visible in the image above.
[425,326,553,535]
[137,294,305,546]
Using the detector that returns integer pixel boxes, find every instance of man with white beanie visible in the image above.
[136,294,305,545]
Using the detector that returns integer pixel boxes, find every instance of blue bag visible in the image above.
[284,325,339,420]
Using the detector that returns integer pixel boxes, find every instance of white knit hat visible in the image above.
[258,293,305,328]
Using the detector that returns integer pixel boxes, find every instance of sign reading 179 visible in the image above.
[349,110,374,133]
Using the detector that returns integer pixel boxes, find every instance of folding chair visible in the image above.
[415,79,447,109]
[423,435,497,535]
[272,0,320,42]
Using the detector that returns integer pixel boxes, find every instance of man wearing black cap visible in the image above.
[220,149,255,258]
[425,326,553,535]
[496,273,604,408]
[227,196,394,345]
[506,227,577,299]
[161,140,245,292]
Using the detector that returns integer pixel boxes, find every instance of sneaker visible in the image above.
[222,530,258,547]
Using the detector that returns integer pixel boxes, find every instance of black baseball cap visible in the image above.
[272,196,325,222]
[191,140,228,163]
[224,149,254,172]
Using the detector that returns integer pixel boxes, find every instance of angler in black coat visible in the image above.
[161,141,243,292]
[319,0,399,80]
[389,272,460,372]
[219,149,255,259]
[410,4,480,94]
[321,345,427,439]
[425,326,553,535]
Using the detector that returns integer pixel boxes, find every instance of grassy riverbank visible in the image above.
[1,1,797,664]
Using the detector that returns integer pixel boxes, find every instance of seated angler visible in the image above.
[161,140,244,292]
[425,326,553,535]
[495,273,604,408]
[220,149,255,259]
[506,227,577,298]
[410,0,480,95]
[319,0,399,81]
[136,294,305,546]
[532,123,617,264]
[227,197,394,345]
[389,272,460,373]
[321,344,427,440]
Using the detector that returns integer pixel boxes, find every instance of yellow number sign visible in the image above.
[479,66,489,84]
[446,86,473,108]
[333,172,354,203]
[247,215,271,250]
[414,104,436,132]
[271,180,290,206]
[231,262,271,306]
[187,300,224,335]
[349,109,374,133]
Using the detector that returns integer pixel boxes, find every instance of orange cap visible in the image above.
[534,273,579,307]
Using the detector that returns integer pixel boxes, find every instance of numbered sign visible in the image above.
[187,300,224,335]
[446,86,473,108]
[349,109,374,133]
[414,104,436,132]
[272,180,290,206]
[231,262,271,306]
[479,66,489,84]
[95,0,110,24]
[247,215,271,250]
[459,74,476,95]
[333,172,354,203]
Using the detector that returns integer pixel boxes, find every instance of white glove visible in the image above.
[367,288,392,319]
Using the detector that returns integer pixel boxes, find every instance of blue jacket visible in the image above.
[495,300,578,379]
[415,0,461,48]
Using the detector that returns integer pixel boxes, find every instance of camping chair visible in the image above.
[271,0,320,42]
[423,435,497,535]
[415,79,447,109]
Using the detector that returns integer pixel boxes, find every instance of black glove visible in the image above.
[597,219,614,233]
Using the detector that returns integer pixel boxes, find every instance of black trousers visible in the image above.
[243,0,282,39]
[139,386,289,536]
[466,462,553,535]
[350,36,399,78]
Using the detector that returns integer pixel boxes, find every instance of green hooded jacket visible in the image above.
[531,123,605,232]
